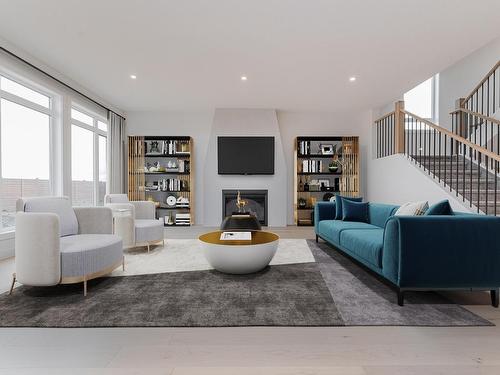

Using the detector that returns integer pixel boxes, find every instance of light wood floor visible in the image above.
[0,226,499,374]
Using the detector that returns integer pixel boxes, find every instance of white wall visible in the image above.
[439,36,500,129]
[374,36,500,127]
[126,109,372,226]
[366,154,473,212]
[125,111,214,224]
[203,109,287,226]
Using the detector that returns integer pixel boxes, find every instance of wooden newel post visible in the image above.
[394,100,405,154]
[455,98,466,138]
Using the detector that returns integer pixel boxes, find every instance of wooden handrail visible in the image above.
[451,108,500,126]
[402,110,500,163]
[464,60,500,102]
[374,111,395,124]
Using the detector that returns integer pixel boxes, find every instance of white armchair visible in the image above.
[12,197,123,296]
[104,194,164,252]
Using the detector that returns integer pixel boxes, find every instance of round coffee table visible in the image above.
[199,231,279,274]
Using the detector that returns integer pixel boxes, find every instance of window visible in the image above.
[404,74,439,128]
[0,75,54,231]
[71,107,107,206]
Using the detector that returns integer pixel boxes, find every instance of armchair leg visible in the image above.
[83,277,87,297]
[122,256,125,272]
[315,234,318,243]
[147,243,150,253]
[397,290,405,306]
[491,289,499,308]
[162,239,165,247]
[9,273,16,295]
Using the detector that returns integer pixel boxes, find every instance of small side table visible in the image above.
[112,208,134,249]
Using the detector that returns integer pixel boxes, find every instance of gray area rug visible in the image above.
[0,263,343,327]
[0,240,492,327]
[310,240,492,326]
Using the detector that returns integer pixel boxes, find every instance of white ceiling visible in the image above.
[0,0,499,112]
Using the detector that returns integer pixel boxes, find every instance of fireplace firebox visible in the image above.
[222,190,268,226]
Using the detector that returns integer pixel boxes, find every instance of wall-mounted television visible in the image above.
[218,136,275,175]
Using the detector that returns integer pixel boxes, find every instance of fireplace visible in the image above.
[222,189,268,226]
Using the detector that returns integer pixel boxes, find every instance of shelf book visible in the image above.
[294,136,360,226]
[128,136,194,226]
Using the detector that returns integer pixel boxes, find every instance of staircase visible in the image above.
[374,60,500,216]
[410,155,500,215]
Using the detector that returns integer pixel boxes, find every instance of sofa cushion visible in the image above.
[21,197,78,237]
[60,234,123,278]
[394,201,429,216]
[318,219,379,244]
[425,199,453,215]
[339,228,384,268]
[334,195,363,219]
[368,203,400,228]
[135,219,164,243]
[342,199,369,222]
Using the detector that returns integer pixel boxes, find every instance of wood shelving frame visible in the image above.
[293,136,360,226]
[128,136,194,226]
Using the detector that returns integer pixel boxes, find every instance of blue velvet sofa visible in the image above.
[314,201,500,306]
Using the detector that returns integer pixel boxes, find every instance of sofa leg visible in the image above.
[491,289,499,308]
[397,290,405,306]
[315,234,318,243]
[122,256,125,272]
[147,243,150,253]
[9,273,16,295]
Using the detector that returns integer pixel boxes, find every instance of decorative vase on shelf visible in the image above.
[298,198,307,209]
[328,162,339,173]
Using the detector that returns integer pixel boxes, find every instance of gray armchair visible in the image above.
[104,194,164,252]
[12,196,123,296]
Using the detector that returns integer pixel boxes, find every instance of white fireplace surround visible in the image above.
[203,109,288,227]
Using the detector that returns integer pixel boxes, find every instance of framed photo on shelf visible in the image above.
[320,144,334,155]
[317,179,330,187]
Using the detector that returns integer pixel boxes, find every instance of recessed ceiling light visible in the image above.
[130,74,137,79]
[241,76,248,81]
[349,76,356,82]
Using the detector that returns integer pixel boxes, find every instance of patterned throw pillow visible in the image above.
[394,201,429,216]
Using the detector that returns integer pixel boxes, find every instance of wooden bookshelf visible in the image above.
[294,136,360,226]
[128,136,194,226]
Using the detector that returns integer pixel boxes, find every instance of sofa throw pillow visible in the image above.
[425,199,453,215]
[394,201,429,216]
[342,199,369,223]
[335,195,363,220]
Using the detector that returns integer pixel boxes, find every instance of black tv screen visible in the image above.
[218,136,275,175]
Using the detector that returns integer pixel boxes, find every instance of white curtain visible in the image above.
[107,112,126,194]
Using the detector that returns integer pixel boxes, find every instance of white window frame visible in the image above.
[0,71,58,232]
[70,104,107,206]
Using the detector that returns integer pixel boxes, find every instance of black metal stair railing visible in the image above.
[403,110,500,215]
[463,61,500,120]
[374,111,396,158]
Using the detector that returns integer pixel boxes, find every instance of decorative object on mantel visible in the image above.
[236,190,248,213]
